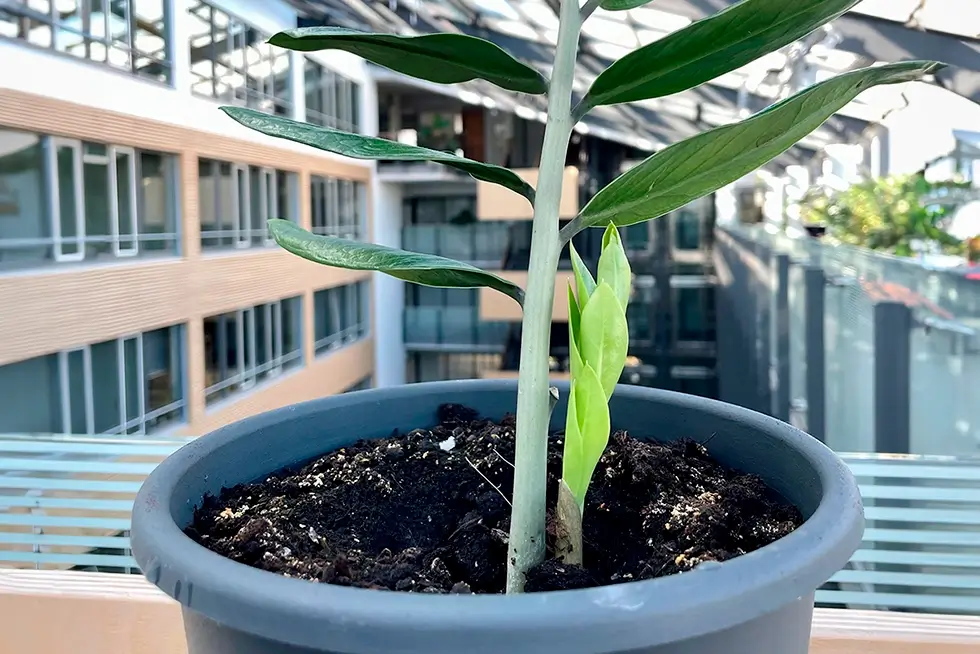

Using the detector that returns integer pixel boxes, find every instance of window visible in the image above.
[186,1,290,115]
[0,326,185,434]
[310,175,364,240]
[406,352,502,383]
[198,158,296,249]
[0,0,172,82]
[305,59,361,132]
[0,129,178,271]
[313,282,369,354]
[203,297,303,405]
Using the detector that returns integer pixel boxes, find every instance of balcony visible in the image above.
[476,167,580,220]
[0,569,975,653]
[377,159,476,184]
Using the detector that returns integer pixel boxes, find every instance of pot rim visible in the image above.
[132,380,864,652]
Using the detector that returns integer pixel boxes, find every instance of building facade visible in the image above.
[0,0,376,437]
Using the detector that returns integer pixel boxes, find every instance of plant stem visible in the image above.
[581,0,602,20]
[506,0,582,594]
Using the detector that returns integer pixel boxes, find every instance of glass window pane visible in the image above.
[0,130,50,270]
[283,296,301,358]
[84,152,112,260]
[66,349,88,434]
[1,1,54,48]
[138,151,174,252]
[56,144,81,256]
[351,83,361,132]
[276,170,290,222]
[0,355,62,432]
[255,303,270,368]
[91,340,121,433]
[124,337,141,426]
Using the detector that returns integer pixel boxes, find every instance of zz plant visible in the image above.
[223,0,941,593]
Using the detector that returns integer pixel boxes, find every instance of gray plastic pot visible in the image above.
[132,380,863,654]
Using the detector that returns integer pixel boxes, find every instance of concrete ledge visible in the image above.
[1,570,979,653]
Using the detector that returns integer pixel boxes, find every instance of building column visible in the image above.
[289,52,306,123]
[184,316,207,432]
[372,181,406,387]
[303,291,316,365]
[297,168,311,230]
[179,150,201,259]
[167,0,193,95]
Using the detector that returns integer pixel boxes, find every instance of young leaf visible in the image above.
[270,219,524,305]
[563,61,943,238]
[597,225,631,310]
[569,243,596,308]
[580,0,861,111]
[579,282,629,400]
[562,363,611,511]
[269,28,548,95]
[222,107,535,203]
[568,283,584,381]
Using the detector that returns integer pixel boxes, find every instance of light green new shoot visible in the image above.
[557,226,631,564]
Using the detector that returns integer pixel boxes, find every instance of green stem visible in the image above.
[506,0,582,594]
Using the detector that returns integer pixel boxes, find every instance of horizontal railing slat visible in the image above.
[0,441,183,456]
[0,534,129,548]
[0,515,131,530]
[849,549,980,568]
[0,497,133,511]
[847,462,980,481]
[863,528,980,546]
[816,590,980,612]
[0,551,137,568]
[863,506,980,525]
[0,477,142,493]
[858,485,980,502]
[0,459,157,475]
[831,570,980,589]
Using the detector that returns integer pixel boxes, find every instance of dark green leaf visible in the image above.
[222,107,535,204]
[270,220,524,305]
[269,27,547,95]
[564,62,943,238]
[599,0,655,10]
[580,0,861,111]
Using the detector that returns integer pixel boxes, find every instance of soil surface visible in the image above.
[187,404,802,593]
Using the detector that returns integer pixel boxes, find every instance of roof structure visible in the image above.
[288,0,978,160]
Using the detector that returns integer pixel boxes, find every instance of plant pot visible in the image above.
[131,380,863,654]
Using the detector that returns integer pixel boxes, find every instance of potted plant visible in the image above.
[133,1,939,651]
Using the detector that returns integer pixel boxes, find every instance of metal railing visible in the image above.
[715,223,980,458]
[2,432,976,615]
[0,434,191,572]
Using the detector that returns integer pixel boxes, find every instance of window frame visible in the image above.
[204,298,303,404]
[109,145,140,257]
[55,329,185,435]
[47,137,85,263]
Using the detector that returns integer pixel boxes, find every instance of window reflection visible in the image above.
[0,0,171,82]
[0,129,178,271]
[305,59,361,132]
[187,1,291,115]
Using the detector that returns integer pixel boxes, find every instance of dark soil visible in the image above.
[187,404,802,593]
